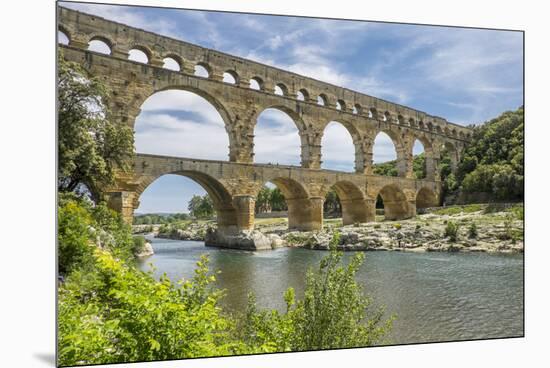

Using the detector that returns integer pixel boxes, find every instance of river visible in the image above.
[138,235,524,345]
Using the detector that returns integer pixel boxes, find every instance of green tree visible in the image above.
[255,186,272,214]
[270,188,287,211]
[188,195,214,219]
[324,189,341,217]
[57,53,134,199]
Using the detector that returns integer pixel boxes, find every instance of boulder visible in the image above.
[205,228,273,250]
[136,241,154,258]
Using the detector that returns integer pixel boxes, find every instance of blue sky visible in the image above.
[60,2,523,213]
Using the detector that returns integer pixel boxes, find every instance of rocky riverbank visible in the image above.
[136,205,523,253]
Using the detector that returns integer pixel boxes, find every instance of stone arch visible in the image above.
[258,176,319,231]
[223,70,239,84]
[330,180,369,224]
[133,86,235,161]
[58,25,71,44]
[440,140,459,172]
[353,103,362,115]
[161,53,183,71]
[128,45,152,64]
[136,171,238,230]
[249,76,264,90]
[297,88,310,101]
[274,83,288,96]
[87,35,113,55]
[416,186,439,212]
[411,134,435,180]
[317,93,328,106]
[369,108,378,119]
[372,130,404,176]
[376,184,411,220]
[194,62,212,78]
[336,99,346,111]
[252,105,305,166]
[319,119,364,173]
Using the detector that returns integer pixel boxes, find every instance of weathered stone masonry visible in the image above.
[58,7,473,244]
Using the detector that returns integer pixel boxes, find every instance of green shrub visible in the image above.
[393,223,402,230]
[373,224,381,229]
[444,221,460,242]
[236,250,393,352]
[468,222,478,239]
[58,200,95,275]
[58,251,243,366]
[132,236,147,254]
[329,230,341,248]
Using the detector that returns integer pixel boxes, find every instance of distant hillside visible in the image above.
[452,106,524,202]
[373,106,524,203]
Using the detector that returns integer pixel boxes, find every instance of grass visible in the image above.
[431,204,484,216]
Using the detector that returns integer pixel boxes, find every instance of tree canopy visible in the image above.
[57,53,134,200]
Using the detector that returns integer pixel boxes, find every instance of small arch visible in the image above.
[317,94,328,106]
[336,99,346,111]
[162,57,181,72]
[58,30,69,45]
[274,83,288,96]
[418,120,425,130]
[384,111,391,122]
[223,70,239,84]
[408,118,416,127]
[459,131,465,139]
[376,184,410,221]
[416,187,439,212]
[451,128,457,137]
[435,126,442,134]
[397,115,405,125]
[369,108,378,119]
[194,63,211,78]
[296,88,309,101]
[87,37,112,55]
[249,77,263,90]
[128,46,151,64]
[427,122,434,131]
[353,104,362,115]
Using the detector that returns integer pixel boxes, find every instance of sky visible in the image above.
[59,1,523,213]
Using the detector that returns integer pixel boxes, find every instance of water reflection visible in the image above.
[138,236,523,345]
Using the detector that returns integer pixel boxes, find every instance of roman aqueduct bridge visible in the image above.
[58,7,473,244]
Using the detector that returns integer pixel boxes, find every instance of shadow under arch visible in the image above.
[136,171,238,230]
[319,119,364,173]
[416,186,439,212]
[330,180,369,224]
[376,184,412,220]
[257,176,320,231]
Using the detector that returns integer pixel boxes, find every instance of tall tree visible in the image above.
[57,53,134,200]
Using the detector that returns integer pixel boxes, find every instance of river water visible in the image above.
[138,236,524,345]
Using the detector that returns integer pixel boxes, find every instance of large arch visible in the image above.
[372,131,403,176]
[376,184,411,220]
[133,88,232,161]
[135,171,238,230]
[320,121,357,173]
[416,187,439,212]
[253,106,305,166]
[257,176,320,231]
[330,181,369,224]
